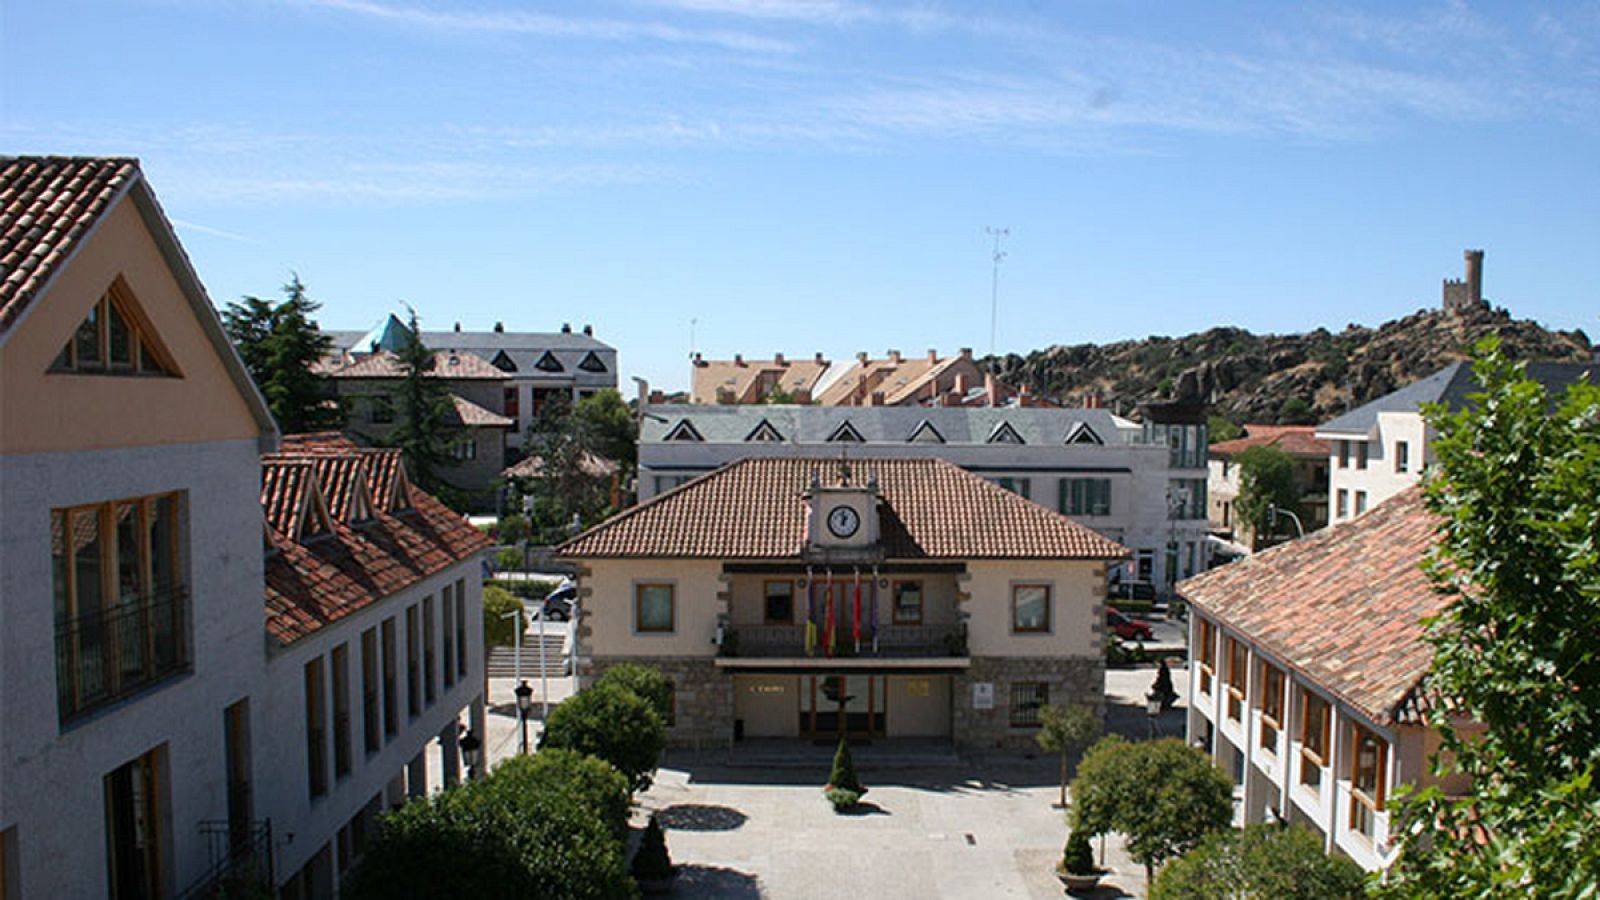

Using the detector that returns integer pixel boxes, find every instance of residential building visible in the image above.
[1179,487,1463,872]
[0,157,489,899]
[690,352,832,404]
[1207,425,1330,549]
[1317,359,1597,523]
[319,348,514,508]
[1,156,279,898]
[328,316,618,458]
[260,435,490,898]
[638,402,1213,592]
[558,457,1125,750]
[811,347,1036,407]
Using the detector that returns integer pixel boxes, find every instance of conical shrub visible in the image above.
[827,736,866,796]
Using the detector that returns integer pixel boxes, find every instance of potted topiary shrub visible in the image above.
[631,813,678,894]
[824,736,867,812]
[1056,828,1102,893]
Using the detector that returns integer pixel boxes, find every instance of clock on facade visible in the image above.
[826,505,860,538]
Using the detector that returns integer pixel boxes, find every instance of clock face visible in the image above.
[826,505,860,538]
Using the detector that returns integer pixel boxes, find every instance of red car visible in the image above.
[1107,606,1154,642]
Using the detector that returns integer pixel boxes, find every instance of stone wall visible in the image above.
[953,656,1104,750]
[583,656,733,749]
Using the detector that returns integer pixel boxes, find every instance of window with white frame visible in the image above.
[1299,688,1329,790]
[1011,584,1050,633]
[635,583,675,633]
[1259,662,1285,752]
[1349,723,1388,840]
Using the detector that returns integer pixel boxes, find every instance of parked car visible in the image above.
[541,581,577,621]
[1107,606,1153,642]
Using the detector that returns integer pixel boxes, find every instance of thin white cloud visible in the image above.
[169,218,264,244]
[298,0,795,53]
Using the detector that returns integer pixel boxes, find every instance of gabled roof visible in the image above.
[1178,487,1444,726]
[559,456,1129,561]
[827,420,865,442]
[639,405,1136,446]
[503,450,620,480]
[322,349,509,380]
[664,419,703,442]
[987,421,1025,445]
[1316,361,1600,438]
[0,156,277,444]
[1065,422,1103,446]
[907,420,945,444]
[1210,424,1330,460]
[745,419,785,442]
[448,394,514,428]
[262,441,491,646]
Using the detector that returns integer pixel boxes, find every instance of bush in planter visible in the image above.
[596,663,674,727]
[490,750,630,843]
[825,787,862,812]
[1151,824,1365,900]
[631,814,677,882]
[827,736,866,796]
[1061,828,1097,877]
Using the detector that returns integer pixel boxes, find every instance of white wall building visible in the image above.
[637,403,1212,593]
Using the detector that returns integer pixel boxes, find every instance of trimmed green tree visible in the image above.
[1071,736,1233,884]
[1035,703,1100,808]
[631,814,676,882]
[344,749,636,900]
[1152,824,1365,900]
[540,682,666,794]
[596,663,673,726]
[1061,828,1097,877]
[1379,339,1600,897]
[1234,444,1300,548]
[482,584,523,652]
[389,308,454,495]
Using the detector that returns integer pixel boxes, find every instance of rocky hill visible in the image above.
[985,304,1592,425]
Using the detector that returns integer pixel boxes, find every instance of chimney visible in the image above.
[493,321,505,333]
[583,323,593,336]
[869,390,885,406]
[734,354,745,367]
[941,392,960,407]
[959,347,973,360]
[985,373,997,407]
[775,352,786,366]
[888,349,902,364]
[561,323,572,333]
[856,351,869,365]
[928,349,939,363]
[1465,249,1484,306]
[794,388,812,404]
[814,352,826,365]
[955,373,970,394]
[648,390,665,404]
[636,377,650,408]
[1083,392,1103,410]
[453,321,461,332]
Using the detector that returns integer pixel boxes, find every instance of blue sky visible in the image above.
[4,0,1597,391]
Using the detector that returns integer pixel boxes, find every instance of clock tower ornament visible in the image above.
[827,505,860,538]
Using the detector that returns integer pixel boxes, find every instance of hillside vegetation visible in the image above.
[985,304,1591,425]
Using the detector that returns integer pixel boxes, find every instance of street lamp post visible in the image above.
[1267,504,1305,539]
[1145,690,1163,739]
[514,680,534,754]
[459,728,482,780]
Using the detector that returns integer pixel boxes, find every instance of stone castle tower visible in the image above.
[1443,249,1486,312]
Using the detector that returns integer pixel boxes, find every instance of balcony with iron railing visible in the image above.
[175,820,273,900]
[55,585,189,722]
[722,623,967,660]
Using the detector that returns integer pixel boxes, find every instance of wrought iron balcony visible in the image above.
[175,820,273,900]
[55,585,189,721]
[723,624,967,659]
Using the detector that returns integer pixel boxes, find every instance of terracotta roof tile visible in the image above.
[1179,486,1444,725]
[559,456,1128,560]
[1,157,140,335]
[449,393,513,428]
[1209,424,1331,459]
[503,450,619,480]
[262,444,491,645]
[323,349,510,380]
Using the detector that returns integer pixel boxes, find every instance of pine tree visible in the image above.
[827,736,865,795]
[390,308,454,493]
[222,275,341,434]
[630,814,675,880]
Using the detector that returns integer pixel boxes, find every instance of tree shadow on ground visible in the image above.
[835,800,888,817]
[669,864,763,898]
[657,804,748,832]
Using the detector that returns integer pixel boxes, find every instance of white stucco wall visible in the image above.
[1326,412,1427,522]
[963,560,1104,658]
[0,438,265,898]
[577,559,724,658]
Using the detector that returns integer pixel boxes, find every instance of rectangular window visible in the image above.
[52,494,188,722]
[331,644,352,780]
[503,386,520,420]
[1259,662,1285,752]
[1338,440,1350,469]
[450,440,476,461]
[763,580,794,624]
[1336,489,1349,519]
[1009,682,1048,727]
[893,581,924,625]
[1011,584,1051,633]
[1356,441,1369,469]
[406,605,421,717]
[635,584,675,633]
[1225,636,1247,722]
[1167,479,1206,520]
[1355,491,1368,515]
[442,585,456,689]
[422,595,437,707]
[305,657,328,799]
[1395,440,1409,473]
[360,628,380,756]
[455,579,468,679]
[1197,619,1216,695]
[1299,688,1329,790]
[1350,724,1388,839]
[996,477,1030,499]
[380,618,398,738]
[1060,478,1112,516]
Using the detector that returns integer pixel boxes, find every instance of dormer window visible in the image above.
[827,421,864,443]
[490,350,517,373]
[1065,422,1102,445]
[987,422,1025,445]
[51,280,177,376]
[534,351,565,372]
[664,420,703,442]
[745,420,784,443]
[907,420,945,444]
[578,351,608,373]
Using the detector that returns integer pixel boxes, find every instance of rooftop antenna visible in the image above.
[986,226,1009,355]
[689,317,698,358]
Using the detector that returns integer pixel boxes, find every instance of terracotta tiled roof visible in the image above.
[1209,424,1331,460]
[270,433,412,513]
[690,355,832,404]
[262,444,491,645]
[1,157,140,335]
[503,451,620,480]
[323,349,509,380]
[1179,486,1445,726]
[559,456,1128,560]
[449,394,513,428]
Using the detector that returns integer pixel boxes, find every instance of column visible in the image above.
[407,750,427,800]
[440,723,461,788]
[469,693,488,780]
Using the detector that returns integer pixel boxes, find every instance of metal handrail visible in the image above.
[175,819,273,900]
[55,585,189,718]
